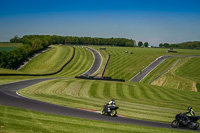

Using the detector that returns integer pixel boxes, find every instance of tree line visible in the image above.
[1,35,136,69]
[11,35,136,47]
[0,35,50,69]
[159,41,200,49]
[137,41,149,47]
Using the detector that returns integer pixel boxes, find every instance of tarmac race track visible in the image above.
[130,55,171,82]
[81,47,102,76]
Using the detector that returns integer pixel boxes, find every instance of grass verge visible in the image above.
[0,105,192,133]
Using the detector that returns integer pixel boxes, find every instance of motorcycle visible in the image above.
[171,113,200,130]
[101,104,119,117]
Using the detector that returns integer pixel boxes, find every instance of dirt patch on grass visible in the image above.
[192,82,198,92]
[152,76,166,86]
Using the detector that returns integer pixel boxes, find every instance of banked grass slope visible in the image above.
[19,45,74,74]
[0,45,94,84]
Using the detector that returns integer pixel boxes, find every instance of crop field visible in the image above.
[1,45,200,132]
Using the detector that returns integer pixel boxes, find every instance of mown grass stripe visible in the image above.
[78,81,92,98]
[103,82,111,98]
[116,83,125,99]
[89,83,99,98]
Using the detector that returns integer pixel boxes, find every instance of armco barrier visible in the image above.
[75,76,125,82]
[0,46,75,76]
[101,54,110,77]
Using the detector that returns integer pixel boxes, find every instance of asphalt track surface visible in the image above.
[130,55,171,82]
[81,47,102,76]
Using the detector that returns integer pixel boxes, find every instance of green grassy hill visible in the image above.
[19,45,74,74]
[143,56,200,92]
[102,47,200,81]
[54,46,93,77]
[1,45,200,132]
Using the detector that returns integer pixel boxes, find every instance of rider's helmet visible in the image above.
[188,106,192,111]
[111,99,115,102]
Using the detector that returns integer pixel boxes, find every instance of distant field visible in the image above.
[0,42,23,47]
[0,42,23,51]
[18,78,200,123]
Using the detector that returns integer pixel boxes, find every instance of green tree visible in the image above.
[144,42,149,47]
[31,38,44,51]
[163,43,170,48]
[159,43,164,48]
[10,35,20,43]
[138,41,143,47]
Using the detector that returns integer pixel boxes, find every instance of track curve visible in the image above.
[81,47,102,76]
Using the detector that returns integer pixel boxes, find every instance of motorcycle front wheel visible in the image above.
[171,120,179,128]
[110,110,117,117]
[189,122,199,130]
[101,109,105,115]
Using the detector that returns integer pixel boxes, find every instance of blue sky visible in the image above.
[0,0,200,46]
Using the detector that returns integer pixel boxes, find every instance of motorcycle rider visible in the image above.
[107,99,116,112]
[183,106,195,124]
